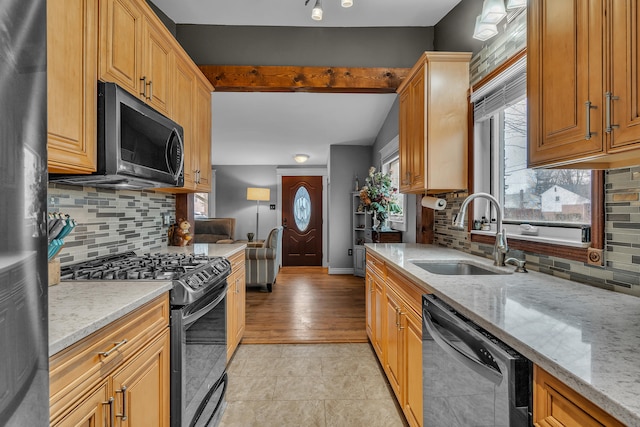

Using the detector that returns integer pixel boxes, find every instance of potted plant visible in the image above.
[359,167,401,230]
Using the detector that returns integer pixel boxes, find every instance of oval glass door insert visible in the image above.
[294,186,311,231]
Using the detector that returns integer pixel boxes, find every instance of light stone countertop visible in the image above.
[366,243,640,427]
[48,243,246,357]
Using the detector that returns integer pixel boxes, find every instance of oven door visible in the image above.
[171,282,228,427]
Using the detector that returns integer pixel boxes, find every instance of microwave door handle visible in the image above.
[423,310,503,385]
[166,128,184,182]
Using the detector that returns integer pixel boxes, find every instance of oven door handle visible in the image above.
[182,283,229,328]
[423,310,503,385]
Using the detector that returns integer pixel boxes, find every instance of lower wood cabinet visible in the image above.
[226,251,246,361]
[534,366,624,427]
[366,252,423,427]
[49,294,170,427]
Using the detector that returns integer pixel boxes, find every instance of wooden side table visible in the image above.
[365,230,402,243]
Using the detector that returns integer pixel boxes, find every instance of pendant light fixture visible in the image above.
[472,14,498,41]
[305,0,353,21]
[311,0,323,21]
[506,0,526,9]
[480,0,507,24]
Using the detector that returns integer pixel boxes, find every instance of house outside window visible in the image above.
[472,56,591,245]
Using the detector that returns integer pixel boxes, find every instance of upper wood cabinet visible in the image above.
[528,0,640,168]
[47,0,98,174]
[142,16,173,116]
[172,54,197,189]
[396,52,471,194]
[99,0,173,116]
[194,75,213,192]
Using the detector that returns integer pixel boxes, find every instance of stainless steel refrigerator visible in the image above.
[0,0,49,425]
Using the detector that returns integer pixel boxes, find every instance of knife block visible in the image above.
[48,258,61,286]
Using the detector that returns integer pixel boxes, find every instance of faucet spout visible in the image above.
[452,192,508,266]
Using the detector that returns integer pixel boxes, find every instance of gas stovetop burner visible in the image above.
[60,251,232,306]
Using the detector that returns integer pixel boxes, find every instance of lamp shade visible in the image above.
[247,187,271,201]
[480,0,507,24]
[473,14,499,41]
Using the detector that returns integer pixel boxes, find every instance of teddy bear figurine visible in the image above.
[168,218,193,246]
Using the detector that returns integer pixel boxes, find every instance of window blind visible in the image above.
[471,55,527,122]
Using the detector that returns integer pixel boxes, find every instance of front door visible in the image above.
[282,176,322,266]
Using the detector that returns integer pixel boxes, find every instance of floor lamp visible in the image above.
[246,187,270,240]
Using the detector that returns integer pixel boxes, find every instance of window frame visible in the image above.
[468,49,604,262]
[380,137,407,231]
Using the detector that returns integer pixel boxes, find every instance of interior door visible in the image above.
[282,176,322,266]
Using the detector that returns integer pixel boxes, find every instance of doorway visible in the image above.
[281,175,323,266]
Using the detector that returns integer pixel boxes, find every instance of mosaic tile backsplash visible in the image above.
[432,167,640,297]
[48,184,175,265]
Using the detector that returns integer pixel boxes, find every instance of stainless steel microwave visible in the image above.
[50,81,184,189]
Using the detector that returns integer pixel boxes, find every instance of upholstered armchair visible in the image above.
[245,226,283,292]
[193,218,236,243]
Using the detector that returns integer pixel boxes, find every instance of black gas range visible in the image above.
[61,250,232,426]
[60,251,231,306]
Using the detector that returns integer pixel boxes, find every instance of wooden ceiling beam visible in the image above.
[198,65,410,93]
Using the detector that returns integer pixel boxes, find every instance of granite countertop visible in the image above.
[48,243,246,357]
[365,243,640,427]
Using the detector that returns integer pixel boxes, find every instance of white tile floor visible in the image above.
[219,343,407,427]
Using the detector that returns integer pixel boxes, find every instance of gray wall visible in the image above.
[175,25,433,67]
[147,1,177,37]
[434,0,487,54]
[214,165,279,241]
[329,145,372,271]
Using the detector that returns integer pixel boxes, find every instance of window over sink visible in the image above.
[472,55,593,247]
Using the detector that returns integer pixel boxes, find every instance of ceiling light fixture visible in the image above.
[472,14,499,41]
[311,0,323,20]
[305,0,354,21]
[294,154,310,163]
[480,0,507,24]
[506,0,526,9]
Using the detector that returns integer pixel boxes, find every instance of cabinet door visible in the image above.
[47,0,98,174]
[528,0,604,167]
[99,0,143,97]
[234,267,246,348]
[53,380,110,427]
[173,55,196,189]
[226,271,238,361]
[609,0,640,151]
[194,79,212,192]
[143,18,172,116]
[409,68,425,191]
[373,276,385,361]
[533,366,624,427]
[365,273,375,340]
[110,330,170,427]
[384,286,402,399]
[398,89,412,193]
[403,307,423,427]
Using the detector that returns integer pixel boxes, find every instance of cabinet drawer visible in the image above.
[49,293,169,420]
[366,252,386,279]
[228,250,245,273]
[386,266,426,316]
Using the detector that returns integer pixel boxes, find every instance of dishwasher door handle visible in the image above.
[423,311,503,385]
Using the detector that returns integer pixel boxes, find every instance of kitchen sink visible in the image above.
[410,260,509,275]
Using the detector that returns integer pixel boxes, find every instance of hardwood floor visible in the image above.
[243,267,368,344]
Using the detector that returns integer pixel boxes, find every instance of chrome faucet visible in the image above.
[452,192,508,266]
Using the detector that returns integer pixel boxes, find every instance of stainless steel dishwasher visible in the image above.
[422,294,532,427]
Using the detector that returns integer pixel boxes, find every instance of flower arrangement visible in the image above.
[359,167,401,229]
